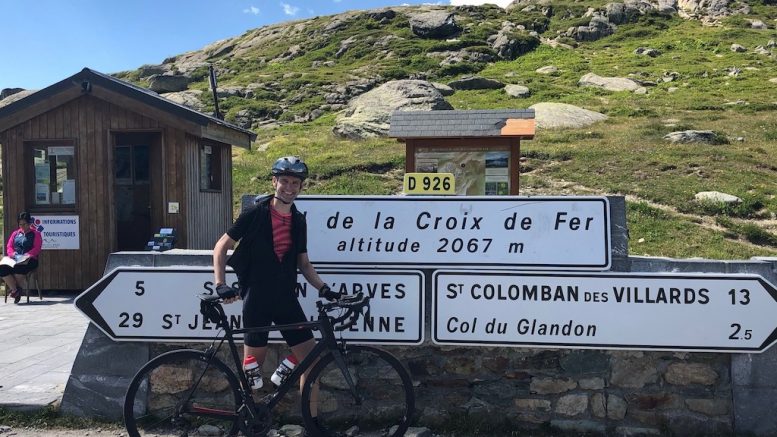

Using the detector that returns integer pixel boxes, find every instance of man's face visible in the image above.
[272,175,304,203]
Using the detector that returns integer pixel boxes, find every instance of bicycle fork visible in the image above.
[329,348,362,405]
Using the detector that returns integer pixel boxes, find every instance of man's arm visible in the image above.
[297,252,326,290]
[213,233,236,287]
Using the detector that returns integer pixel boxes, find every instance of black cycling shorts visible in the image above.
[242,285,314,347]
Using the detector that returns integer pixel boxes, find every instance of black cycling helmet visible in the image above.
[271,156,308,180]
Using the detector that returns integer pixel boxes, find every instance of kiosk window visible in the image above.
[199,143,221,191]
[28,142,77,208]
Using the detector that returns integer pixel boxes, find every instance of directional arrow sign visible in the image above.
[75,267,424,345]
[433,270,777,352]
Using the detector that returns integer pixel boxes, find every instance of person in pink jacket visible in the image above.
[1,212,42,303]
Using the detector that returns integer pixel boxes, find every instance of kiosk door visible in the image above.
[114,136,152,251]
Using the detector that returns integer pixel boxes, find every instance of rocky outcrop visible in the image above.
[408,11,461,38]
[333,80,452,139]
[161,90,205,111]
[578,73,642,92]
[664,130,728,144]
[694,191,742,204]
[529,102,608,129]
[489,22,541,61]
[567,15,616,41]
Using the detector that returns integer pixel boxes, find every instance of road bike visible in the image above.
[123,292,415,436]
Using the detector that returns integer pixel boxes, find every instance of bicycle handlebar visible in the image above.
[199,291,371,331]
[317,292,371,331]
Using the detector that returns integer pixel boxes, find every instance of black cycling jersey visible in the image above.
[227,195,313,347]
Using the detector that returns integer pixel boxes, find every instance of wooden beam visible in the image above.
[201,123,253,149]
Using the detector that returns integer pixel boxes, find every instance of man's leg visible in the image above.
[291,338,318,416]
[244,345,268,367]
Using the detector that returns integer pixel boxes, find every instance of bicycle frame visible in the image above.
[200,302,359,416]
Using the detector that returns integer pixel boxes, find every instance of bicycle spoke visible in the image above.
[302,346,414,437]
[125,350,242,437]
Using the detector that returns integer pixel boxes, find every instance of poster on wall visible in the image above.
[415,147,510,195]
[33,215,80,250]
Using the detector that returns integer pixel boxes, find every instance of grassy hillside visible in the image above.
[86,2,777,259]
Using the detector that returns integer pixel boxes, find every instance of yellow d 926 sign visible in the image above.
[403,173,455,195]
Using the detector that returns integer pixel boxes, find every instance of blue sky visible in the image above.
[1,0,510,91]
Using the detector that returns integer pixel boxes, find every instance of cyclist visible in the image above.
[212,156,339,430]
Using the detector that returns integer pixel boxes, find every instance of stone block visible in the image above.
[551,419,606,434]
[608,394,628,420]
[664,362,718,385]
[556,394,588,416]
[686,398,730,416]
[611,354,658,388]
[530,377,576,394]
[579,377,605,390]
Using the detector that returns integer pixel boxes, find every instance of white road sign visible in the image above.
[295,196,611,270]
[75,267,424,344]
[433,270,777,352]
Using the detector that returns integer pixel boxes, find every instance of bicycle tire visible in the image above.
[124,349,242,437]
[301,345,415,437]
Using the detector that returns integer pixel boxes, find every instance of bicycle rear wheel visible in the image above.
[301,345,414,437]
[124,349,242,437]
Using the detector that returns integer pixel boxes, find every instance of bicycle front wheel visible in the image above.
[301,345,414,437]
[124,349,242,437]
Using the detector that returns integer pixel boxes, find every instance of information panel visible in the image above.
[433,270,777,352]
[75,267,424,344]
[296,196,611,270]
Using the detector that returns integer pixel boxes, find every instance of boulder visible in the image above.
[731,43,747,52]
[695,191,741,204]
[147,74,190,93]
[505,84,531,98]
[0,87,24,100]
[409,11,461,38]
[447,76,505,90]
[634,47,661,57]
[0,89,36,108]
[536,65,559,75]
[578,73,641,92]
[333,80,453,139]
[529,102,608,129]
[664,130,727,144]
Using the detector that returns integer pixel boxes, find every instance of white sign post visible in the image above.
[75,267,424,344]
[433,270,777,352]
[296,196,611,270]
